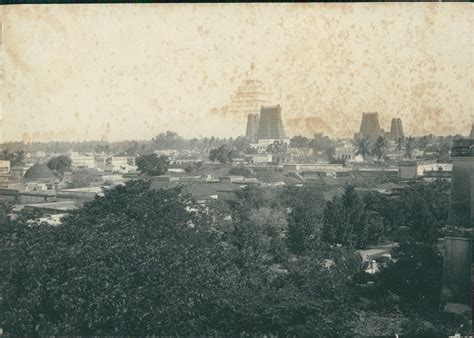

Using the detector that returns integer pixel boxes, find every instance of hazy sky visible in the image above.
[1,3,472,142]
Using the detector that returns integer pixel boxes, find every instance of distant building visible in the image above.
[470,123,474,138]
[389,118,404,141]
[70,153,96,169]
[245,113,260,143]
[23,163,57,185]
[256,105,286,140]
[358,112,382,140]
[398,159,452,181]
[0,160,10,175]
[335,144,362,162]
[0,160,10,188]
[250,138,290,153]
[227,79,270,121]
[448,138,474,226]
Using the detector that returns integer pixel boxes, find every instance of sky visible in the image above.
[1,3,472,143]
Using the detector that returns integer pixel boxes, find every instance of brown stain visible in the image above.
[3,3,473,142]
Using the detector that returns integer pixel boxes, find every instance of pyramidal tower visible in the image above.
[256,105,286,140]
[470,123,474,139]
[245,113,260,142]
[359,112,382,140]
[227,64,270,121]
[389,118,404,140]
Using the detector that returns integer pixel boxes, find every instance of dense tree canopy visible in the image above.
[1,180,365,336]
[47,155,72,176]
[136,153,169,176]
[209,145,234,164]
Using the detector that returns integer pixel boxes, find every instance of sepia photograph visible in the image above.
[0,3,472,336]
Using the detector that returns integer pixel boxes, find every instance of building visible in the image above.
[389,118,404,141]
[23,163,57,187]
[70,153,96,169]
[0,160,10,188]
[245,113,260,143]
[398,159,453,181]
[448,138,474,227]
[227,79,270,121]
[256,105,286,140]
[334,144,362,162]
[358,112,382,140]
[470,123,474,138]
[250,138,290,153]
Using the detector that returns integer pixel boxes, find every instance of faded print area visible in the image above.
[0,3,472,143]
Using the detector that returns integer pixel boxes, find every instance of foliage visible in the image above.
[371,136,387,161]
[322,185,384,249]
[47,155,72,176]
[404,137,414,159]
[266,140,288,154]
[376,241,443,309]
[355,138,370,160]
[136,153,169,176]
[289,135,310,149]
[209,145,234,164]
[1,180,365,336]
[183,161,202,173]
[281,186,326,254]
[228,165,254,177]
[398,179,450,243]
[0,149,26,166]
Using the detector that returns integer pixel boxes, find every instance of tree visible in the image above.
[209,145,233,164]
[290,135,310,149]
[397,179,451,243]
[282,186,326,254]
[0,150,26,166]
[377,241,443,309]
[228,165,254,177]
[136,153,169,176]
[0,180,363,336]
[309,133,336,160]
[404,137,414,159]
[395,138,403,152]
[266,140,288,154]
[355,138,370,160]
[371,136,387,161]
[152,131,186,150]
[47,155,72,176]
[322,185,379,248]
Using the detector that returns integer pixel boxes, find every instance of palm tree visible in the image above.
[355,138,370,161]
[404,137,414,159]
[395,138,403,152]
[371,136,387,161]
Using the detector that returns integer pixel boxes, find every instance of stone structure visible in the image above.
[389,118,404,140]
[448,138,474,227]
[227,79,269,121]
[440,236,473,313]
[358,112,382,140]
[256,105,286,140]
[23,163,57,183]
[470,123,474,138]
[245,113,260,143]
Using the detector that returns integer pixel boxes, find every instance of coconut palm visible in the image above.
[355,138,371,160]
[371,136,387,161]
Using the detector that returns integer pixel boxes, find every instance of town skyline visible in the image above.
[1,3,472,142]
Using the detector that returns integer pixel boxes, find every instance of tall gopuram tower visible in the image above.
[245,113,260,142]
[358,112,382,140]
[389,118,404,140]
[256,105,286,140]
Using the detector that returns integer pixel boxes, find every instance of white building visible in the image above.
[250,138,290,153]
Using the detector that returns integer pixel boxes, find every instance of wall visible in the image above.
[441,237,473,309]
